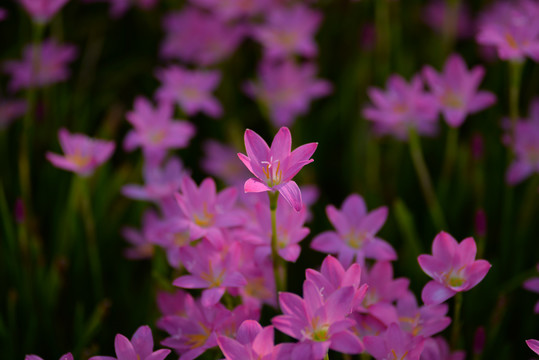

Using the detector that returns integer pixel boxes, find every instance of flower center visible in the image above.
[193,203,215,227]
[149,129,166,144]
[308,317,330,342]
[186,322,211,349]
[442,91,464,109]
[505,32,519,50]
[389,349,409,360]
[346,231,368,249]
[69,151,91,168]
[261,156,283,187]
[443,266,466,288]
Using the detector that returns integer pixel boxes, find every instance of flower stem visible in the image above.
[509,60,523,127]
[375,0,391,81]
[269,191,285,301]
[324,353,329,360]
[408,127,447,230]
[451,292,463,348]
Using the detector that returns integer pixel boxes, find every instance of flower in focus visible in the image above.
[155,66,223,118]
[245,61,332,127]
[363,74,439,140]
[217,320,280,360]
[46,128,115,177]
[418,231,491,305]
[4,39,77,92]
[0,98,26,129]
[26,354,73,360]
[364,323,425,360]
[310,193,396,267]
[423,54,496,127]
[18,0,69,23]
[238,126,317,211]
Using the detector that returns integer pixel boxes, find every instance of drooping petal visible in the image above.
[277,180,302,212]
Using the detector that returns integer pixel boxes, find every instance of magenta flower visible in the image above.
[252,4,322,60]
[245,61,332,127]
[189,0,270,20]
[85,0,157,18]
[0,98,26,129]
[423,1,474,39]
[89,325,170,360]
[273,280,363,358]
[418,231,491,305]
[310,193,396,267]
[18,0,69,23]
[421,337,465,360]
[124,97,195,164]
[237,126,317,211]
[527,339,539,355]
[4,39,77,92]
[363,74,439,140]
[26,354,73,360]
[156,289,190,317]
[121,209,161,260]
[477,1,539,62]
[202,140,251,186]
[46,128,115,176]
[217,320,279,360]
[395,292,451,337]
[155,66,222,118]
[423,54,496,127]
[364,323,425,360]
[523,265,539,313]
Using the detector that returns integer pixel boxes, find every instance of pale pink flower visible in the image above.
[364,323,425,360]
[420,337,465,360]
[423,1,474,39]
[527,339,539,355]
[189,0,270,20]
[217,320,280,360]
[0,99,27,129]
[25,354,73,360]
[18,0,69,23]
[202,140,251,186]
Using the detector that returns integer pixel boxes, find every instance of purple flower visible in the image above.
[155,66,222,119]
[18,0,69,23]
[423,1,474,39]
[477,0,539,62]
[89,325,170,360]
[363,74,439,140]
[423,54,496,127]
[418,231,491,305]
[523,265,539,313]
[189,0,270,20]
[420,337,465,360]
[395,292,451,337]
[121,209,161,260]
[46,128,115,176]
[4,39,77,92]
[85,0,157,18]
[310,193,396,267]
[527,339,539,355]
[245,61,332,127]
[364,323,425,360]
[25,354,73,360]
[217,320,279,360]
[202,140,251,186]
[0,98,27,129]
[238,127,317,211]
[252,4,322,60]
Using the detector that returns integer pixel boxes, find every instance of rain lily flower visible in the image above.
[26,354,73,360]
[124,97,195,164]
[18,0,69,23]
[527,339,539,355]
[4,39,77,92]
[395,292,451,337]
[0,98,26,129]
[85,0,158,18]
[237,126,317,211]
[46,128,115,177]
[156,289,190,317]
[423,1,474,39]
[418,231,491,305]
[273,280,364,358]
[217,320,280,360]
[364,323,425,360]
[245,61,332,127]
[89,325,170,360]
[155,66,222,118]
[421,337,465,360]
[310,193,396,267]
[121,209,161,260]
[189,0,270,20]
[363,74,439,140]
[477,1,539,62]
[252,4,322,60]
[202,140,251,186]
[423,54,496,127]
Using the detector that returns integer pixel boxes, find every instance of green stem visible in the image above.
[269,192,284,301]
[408,128,447,230]
[451,292,463,348]
[324,353,330,360]
[375,0,391,81]
[438,127,459,201]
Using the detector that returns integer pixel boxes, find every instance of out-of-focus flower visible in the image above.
[218,320,280,360]
[527,339,539,355]
[420,336,465,360]
[4,39,77,92]
[423,54,496,127]
[364,323,425,360]
[0,98,26,129]
[25,354,73,360]
[0,8,8,21]
[121,209,161,259]
[202,140,250,186]
[189,0,270,20]
[311,193,396,267]
[245,61,331,127]
[238,127,317,211]
[523,264,539,313]
[418,231,491,305]
[363,74,439,140]
[252,4,321,60]
[46,128,115,177]
[89,325,170,360]
[477,0,539,62]
[85,0,157,18]
[395,292,451,337]
[160,7,244,66]
[155,66,222,119]
[423,0,474,39]
[18,0,69,24]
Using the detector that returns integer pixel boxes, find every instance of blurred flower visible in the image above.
[4,39,77,92]
[364,323,425,360]
[189,0,270,20]
[395,292,451,337]
[89,325,170,360]
[252,4,322,60]
[418,231,491,305]
[423,0,474,39]
[121,209,160,260]
[311,193,396,267]
[25,354,73,360]
[474,209,487,237]
[423,54,496,127]
[18,0,69,23]
[0,8,7,21]
[523,269,539,313]
[46,128,115,177]
[0,98,26,129]
[477,0,539,62]
[527,339,539,355]
[155,66,222,119]
[202,140,250,186]
[363,74,439,140]
[160,7,244,66]
[217,320,279,360]
[471,133,484,160]
[245,61,332,127]
[238,127,317,211]
[85,0,157,18]
[420,336,465,360]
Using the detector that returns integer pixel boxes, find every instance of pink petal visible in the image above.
[432,232,458,260]
[277,181,302,212]
[468,91,496,113]
[326,205,350,235]
[418,254,447,279]
[131,325,153,358]
[236,320,263,344]
[218,336,249,360]
[506,160,533,185]
[114,334,138,360]
[244,178,272,193]
[358,206,388,234]
[528,339,539,355]
[364,238,397,261]
[463,260,491,290]
[329,331,363,354]
[283,142,317,180]
[457,237,477,265]
[253,325,274,356]
[270,127,292,161]
[173,275,208,289]
[523,278,539,293]
[421,281,456,305]
[201,287,226,306]
[310,231,342,254]
[145,349,171,360]
[244,129,270,164]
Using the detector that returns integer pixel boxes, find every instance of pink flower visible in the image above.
[155,66,222,119]
[363,74,439,140]
[421,337,465,360]
[310,193,396,267]
[18,0,69,23]
[523,266,539,313]
[245,61,332,127]
[364,323,425,360]
[252,4,322,60]
[0,98,27,129]
[25,354,73,360]
[527,339,539,355]
[189,0,270,20]
[121,209,160,260]
[89,325,170,360]
[418,231,491,305]
[423,1,474,39]
[46,128,115,176]
[4,39,77,92]
[477,0,539,62]
[423,54,496,127]
[237,127,317,211]
[395,292,451,337]
[217,320,280,360]
[202,140,251,186]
